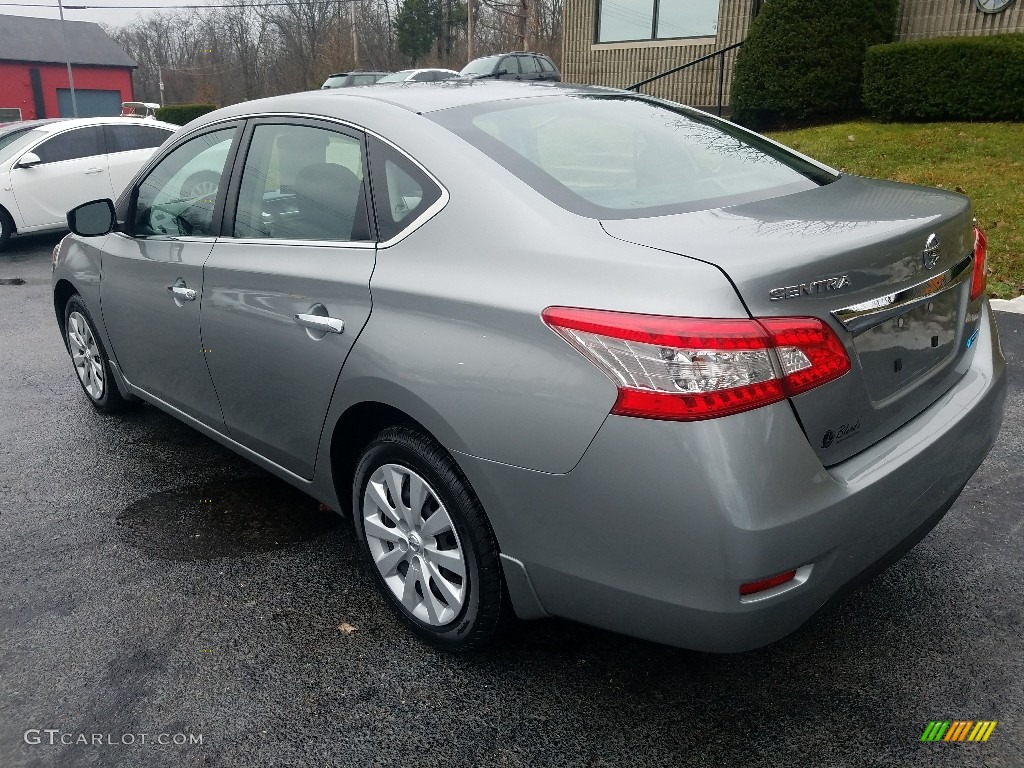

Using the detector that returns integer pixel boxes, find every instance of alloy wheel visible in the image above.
[67,311,104,400]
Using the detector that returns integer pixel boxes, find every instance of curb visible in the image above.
[991,297,1024,315]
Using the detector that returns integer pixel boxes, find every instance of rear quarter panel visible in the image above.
[320,114,751,473]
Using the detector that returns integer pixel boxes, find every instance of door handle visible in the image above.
[84,167,104,175]
[294,313,345,334]
[167,284,197,302]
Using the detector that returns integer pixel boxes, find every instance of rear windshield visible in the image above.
[430,95,837,219]
[377,70,415,83]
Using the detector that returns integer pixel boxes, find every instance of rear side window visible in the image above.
[33,126,104,163]
[106,125,172,153]
[431,95,835,219]
[368,136,442,241]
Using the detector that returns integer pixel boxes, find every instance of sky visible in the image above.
[0,1,160,29]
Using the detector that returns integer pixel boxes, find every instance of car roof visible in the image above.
[204,81,615,123]
[29,116,179,134]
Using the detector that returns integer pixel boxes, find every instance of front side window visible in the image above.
[519,56,540,74]
[597,0,721,43]
[133,128,235,237]
[500,57,520,75]
[33,126,104,164]
[431,95,835,220]
[233,123,371,242]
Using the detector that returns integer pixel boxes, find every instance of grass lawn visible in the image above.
[767,122,1024,299]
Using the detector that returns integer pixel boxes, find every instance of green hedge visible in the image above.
[154,103,218,126]
[864,35,1024,121]
[731,0,898,130]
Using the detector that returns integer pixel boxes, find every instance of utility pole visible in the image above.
[519,0,528,51]
[158,65,165,105]
[466,0,474,61]
[351,0,360,69]
[57,0,79,117]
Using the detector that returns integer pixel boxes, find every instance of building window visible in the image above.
[596,0,721,43]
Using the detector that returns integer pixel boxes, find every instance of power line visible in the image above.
[0,0,357,8]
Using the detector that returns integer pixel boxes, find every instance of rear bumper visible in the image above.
[457,303,1007,652]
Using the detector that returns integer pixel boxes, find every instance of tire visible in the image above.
[352,425,510,652]
[63,294,129,413]
[0,207,13,252]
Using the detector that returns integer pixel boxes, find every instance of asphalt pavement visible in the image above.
[1,232,1022,768]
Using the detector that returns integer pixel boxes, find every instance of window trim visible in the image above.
[150,111,449,249]
[594,0,722,45]
[221,116,376,246]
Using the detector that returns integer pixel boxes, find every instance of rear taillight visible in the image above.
[542,307,851,422]
[970,225,987,301]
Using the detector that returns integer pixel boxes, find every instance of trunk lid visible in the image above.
[602,175,979,465]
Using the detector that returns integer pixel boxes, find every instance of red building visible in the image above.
[0,15,136,121]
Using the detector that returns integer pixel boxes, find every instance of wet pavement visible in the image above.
[1,232,1022,767]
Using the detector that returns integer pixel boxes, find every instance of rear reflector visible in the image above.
[542,307,851,421]
[740,569,798,596]
[970,225,987,301]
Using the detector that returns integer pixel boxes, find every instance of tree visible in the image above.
[730,0,899,130]
[396,0,439,65]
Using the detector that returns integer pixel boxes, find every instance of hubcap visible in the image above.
[362,464,467,627]
[66,311,104,400]
[189,180,218,198]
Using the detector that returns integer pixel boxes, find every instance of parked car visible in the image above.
[0,117,176,250]
[321,71,391,89]
[53,82,1005,653]
[375,68,459,83]
[459,52,560,81]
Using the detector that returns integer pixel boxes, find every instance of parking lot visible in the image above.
[1,231,1022,767]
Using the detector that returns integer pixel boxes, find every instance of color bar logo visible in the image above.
[921,721,997,742]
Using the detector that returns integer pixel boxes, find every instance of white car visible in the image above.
[375,68,460,83]
[0,117,177,250]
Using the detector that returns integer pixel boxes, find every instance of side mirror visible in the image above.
[16,152,41,168]
[68,199,116,237]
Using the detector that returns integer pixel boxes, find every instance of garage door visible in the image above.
[57,88,122,118]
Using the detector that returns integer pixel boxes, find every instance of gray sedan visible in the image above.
[52,82,1006,652]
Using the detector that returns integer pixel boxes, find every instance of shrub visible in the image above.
[731,0,899,130]
[864,35,1024,122]
[155,103,218,126]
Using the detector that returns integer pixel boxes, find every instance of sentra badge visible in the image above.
[770,275,851,301]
